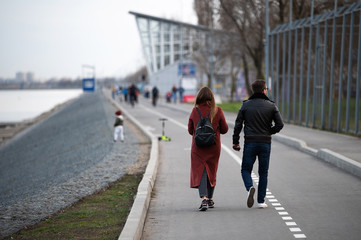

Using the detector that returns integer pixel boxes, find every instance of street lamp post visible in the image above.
[265,0,270,89]
[209,0,214,91]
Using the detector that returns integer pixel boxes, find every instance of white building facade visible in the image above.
[130,11,212,98]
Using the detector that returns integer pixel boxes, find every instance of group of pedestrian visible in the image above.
[112,84,139,107]
[174,84,185,103]
[188,80,284,211]
[165,84,185,103]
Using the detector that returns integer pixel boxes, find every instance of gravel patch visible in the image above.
[0,91,149,238]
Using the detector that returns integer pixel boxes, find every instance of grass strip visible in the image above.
[4,174,143,240]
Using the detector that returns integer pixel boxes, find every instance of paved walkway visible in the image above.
[115,96,361,240]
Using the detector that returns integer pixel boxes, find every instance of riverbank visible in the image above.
[0,97,78,146]
[0,91,150,238]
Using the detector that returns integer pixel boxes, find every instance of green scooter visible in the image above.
[158,118,171,141]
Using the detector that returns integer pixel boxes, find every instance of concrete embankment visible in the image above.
[0,91,148,238]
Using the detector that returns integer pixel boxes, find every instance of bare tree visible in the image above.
[191,29,228,89]
[194,0,212,26]
[217,1,251,99]
[219,0,266,84]
[193,0,358,97]
[124,66,147,84]
[192,0,230,89]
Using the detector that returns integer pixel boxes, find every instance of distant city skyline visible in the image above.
[0,0,197,80]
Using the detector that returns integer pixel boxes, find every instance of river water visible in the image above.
[0,89,83,122]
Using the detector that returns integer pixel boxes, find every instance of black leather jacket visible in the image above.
[233,93,284,144]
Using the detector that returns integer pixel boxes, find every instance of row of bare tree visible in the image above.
[192,0,358,100]
[123,66,147,84]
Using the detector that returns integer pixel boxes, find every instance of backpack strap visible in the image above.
[196,107,210,118]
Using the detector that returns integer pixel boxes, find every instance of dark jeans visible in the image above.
[198,168,214,198]
[241,142,271,203]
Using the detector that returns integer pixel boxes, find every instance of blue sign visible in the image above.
[83,78,95,91]
[178,64,196,76]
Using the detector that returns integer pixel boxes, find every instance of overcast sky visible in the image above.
[0,0,197,80]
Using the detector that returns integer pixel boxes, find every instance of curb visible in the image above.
[317,148,361,178]
[273,134,361,178]
[103,91,159,240]
[273,134,318,156]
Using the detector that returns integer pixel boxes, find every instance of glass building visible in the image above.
[129,11,212,98]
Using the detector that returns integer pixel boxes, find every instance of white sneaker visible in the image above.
[247,186,255,208]
[258,202,268,208]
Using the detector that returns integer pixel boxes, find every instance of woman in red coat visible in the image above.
[188,86,228,211]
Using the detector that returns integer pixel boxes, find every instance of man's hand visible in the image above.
[233,144,241,151]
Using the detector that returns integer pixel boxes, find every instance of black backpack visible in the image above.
[194,107,216,147]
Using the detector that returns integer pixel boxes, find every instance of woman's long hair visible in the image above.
[195,86,218,123]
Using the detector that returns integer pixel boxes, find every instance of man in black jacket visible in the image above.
[233,80,284,209]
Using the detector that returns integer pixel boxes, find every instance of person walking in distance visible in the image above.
[129,84,137,107]
[188,86,228,211]
[172,85,178,103]
[178,84,185,103]
[232,80,284,208]
[113,110,124,142]
[152,86,159,107]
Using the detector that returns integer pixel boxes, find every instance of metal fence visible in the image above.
[267,2,361,135]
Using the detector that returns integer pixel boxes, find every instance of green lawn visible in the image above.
[4,174,143,240]
[218,102,242,113]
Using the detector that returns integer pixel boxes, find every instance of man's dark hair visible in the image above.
[251,80,266,94]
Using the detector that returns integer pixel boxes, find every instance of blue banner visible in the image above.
[82,78,95,91]
[178,64,196,76]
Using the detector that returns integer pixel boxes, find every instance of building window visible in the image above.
[165,55,170,65]
[150,20,160,31]
[153,33,160,44]
[174,33,180,41]
[138,18,148,32]
[156,45,160,54]
[163,23,171,31]
[157,56,161,70]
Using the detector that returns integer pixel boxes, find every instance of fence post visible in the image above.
[306,21,314,127]
[312,22,320,128]
[293,28,298,122]
[287,27,292,122]
[270,34,274,99]
[276,33,280,106]
[328,8,337,130]
[355,9,361,134]
[337,14,347,132]
[346,11,355,132]
[321,19,329,129]
[299,26,306,124]
[282,31,287,117]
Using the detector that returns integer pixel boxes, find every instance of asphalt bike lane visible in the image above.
[120,100,361,240]
[122,101,291,240]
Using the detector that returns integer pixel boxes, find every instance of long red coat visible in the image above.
[188,103,228,188]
